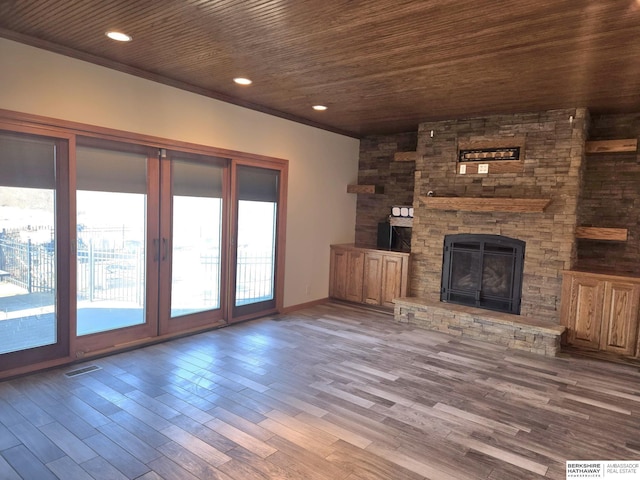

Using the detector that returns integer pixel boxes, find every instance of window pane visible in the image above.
[76,146,147,336]
[0,133,57,355]
[171,160,223,317]
[235,200,276,306]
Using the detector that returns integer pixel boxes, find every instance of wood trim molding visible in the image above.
[420,196,551,213]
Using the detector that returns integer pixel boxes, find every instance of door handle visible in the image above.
[162,238,168,261]
[153,238,160,261]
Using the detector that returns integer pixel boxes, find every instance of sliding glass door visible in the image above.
[0,129,70,370]
[74,143,159,353]
[159,152,227,334]
[0,111,288,377]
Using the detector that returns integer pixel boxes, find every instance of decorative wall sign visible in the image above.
[458,146,521,162]
[456,137,526,175]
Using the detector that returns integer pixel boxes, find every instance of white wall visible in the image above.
[0,38,360,307]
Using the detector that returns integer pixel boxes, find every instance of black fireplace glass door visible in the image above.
[441,234,524,314]
[481,252,515,312]
[482,253,513,297]
[451,249,481,292]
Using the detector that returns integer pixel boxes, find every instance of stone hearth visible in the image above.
[394,297,564,356]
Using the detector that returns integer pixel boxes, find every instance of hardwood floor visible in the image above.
[1,301,639,479]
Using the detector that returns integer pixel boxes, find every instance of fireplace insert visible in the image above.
[441,234,525,314]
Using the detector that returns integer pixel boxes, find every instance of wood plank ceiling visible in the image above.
[1,0,640,137]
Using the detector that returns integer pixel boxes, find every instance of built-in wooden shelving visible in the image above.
[575,226,628,242]
[585,139,637,154]
[394,151,417,162]
[420,196,551,213]
[347,184,384,194]
[389,216,413,227]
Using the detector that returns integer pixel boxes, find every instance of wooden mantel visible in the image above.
[420,196,551,213]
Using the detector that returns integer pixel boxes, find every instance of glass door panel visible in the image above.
[236,200,276,306]
[170,159,223,318]
[159,152,226,335]
[232,165,279,318]
[0,133,58,355]
[76,146,151,337]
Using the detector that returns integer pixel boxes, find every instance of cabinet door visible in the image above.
[344,250,365,303]
[600,282,640,356]
[329,247,348,300]
[566,276,604,350]
[380,255,406,307]
[363,252,383,305]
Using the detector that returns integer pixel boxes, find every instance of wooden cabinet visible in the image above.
[563,274,604,350]
[601,281,640,355]
[363,252,383,305]
[329,246,365,302]
[380,254,408,307]
[561,271,640,357]
[330,245,410,308]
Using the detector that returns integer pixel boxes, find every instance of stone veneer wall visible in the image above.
[410,108,588,324]
[354,132,417,247]
[576,113,640,275]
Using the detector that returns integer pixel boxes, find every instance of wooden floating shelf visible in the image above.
[389,216,413,227]
[394,151,418,162]
[420,196,551,213]
[347,184,384,194]
[585,139,637,154]
[575,226,628,242]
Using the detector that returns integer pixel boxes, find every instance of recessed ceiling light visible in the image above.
[233,77,252,85]
[312,105,327,111]
[106,31,132,42]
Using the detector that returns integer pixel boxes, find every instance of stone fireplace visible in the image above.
[393,108,588,355]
